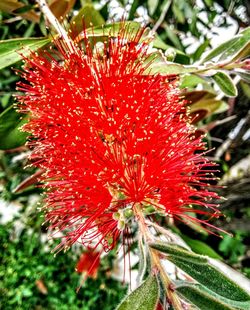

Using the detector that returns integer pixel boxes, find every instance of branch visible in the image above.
[36,0,75,53]
[152,0,172,33]
[134,205,183,310]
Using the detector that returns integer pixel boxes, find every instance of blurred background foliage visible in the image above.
[0,0,249,309]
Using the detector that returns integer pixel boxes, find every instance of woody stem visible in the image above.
[134,204,183,310]
[36,0,75,53]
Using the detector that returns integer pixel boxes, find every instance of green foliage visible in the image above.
[201,29,250,63]
[0,37,50,69]
[70,2,105,35]
[0,1,249,309]
[177,283,250,310]
[181,234,222,259]
[212,72,238,97]
[219,233,246,264]
[0,220,126,309]
[150,242,250,302]
[0,105,28,150]
[116,275,159,310]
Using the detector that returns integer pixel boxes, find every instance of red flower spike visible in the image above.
[17,25,221,253]
[76,250,101,279]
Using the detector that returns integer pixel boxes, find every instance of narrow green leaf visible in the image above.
[181,235,222,259]
[240,81,250,98]
[148,0,159,15]
[116,275,159,310]
[230,41,250,62]
[150,242,250,302]
[201,37,239,63]
[237,71,250,84]
[172,1,185,24]
[0,106,28,150]
[177,283,250,310]
[82,22,149,41]
[192,39,210,62]
[150,242,207,263]
[212,72,238,97]
[202,27,250,63]
[137,237,147,284]
[153,35,174,50]
[204,0,213,7]
[128,0,140,20]
[12,4,35,14]
[164,24,184,51]
[180,74,207,88]
[70,3,105,36]
[0,37,50,70]
[219,27,250,61]
[177,284,234,310]
[145,62,197,75]
[152,36,190,63]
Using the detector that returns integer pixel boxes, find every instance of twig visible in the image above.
[35,0,75,53]
[201,115,237,132]
[145,219,190,250]
[152,0,172,33]
[215,111,250,160]
[134,205,183,310]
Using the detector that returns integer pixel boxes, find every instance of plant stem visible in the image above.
[134,205,183,310]
[36,0,75,53]
[152,0,172,33]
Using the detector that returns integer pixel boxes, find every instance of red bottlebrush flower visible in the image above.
[17,25,220,253]
[76,250,100,279]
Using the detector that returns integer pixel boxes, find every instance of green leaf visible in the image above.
[192,39,210,62]
[0,106,28,150]
[82,22,149,41]
[128,0,140,20]
[164,24,184,51]
[181,235,222,259]
[180,74,207,88]
[177,284,233,309]
[189,98,227,116]
[150,242,207,262]
[150,242,250,302]
[172,1,185,24]
[204,0,213,7]
[177,283,250,310]
[145,62,197,75]
[212,72,238,97]
[218,234,246,264]
[12,4,35,14]
[77,21,190,63]
[219,27,250,61]
[201,37,238,63]
[116,275,159,310]
[237,71,250,84]
[153,35,174,50]
[148,0,159,15]
[0,37,50,70]
[201,27,250,63]
[229,41,250,62]
[70,3,105,36]
[152,36,190,63]
[240,81,250,98]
